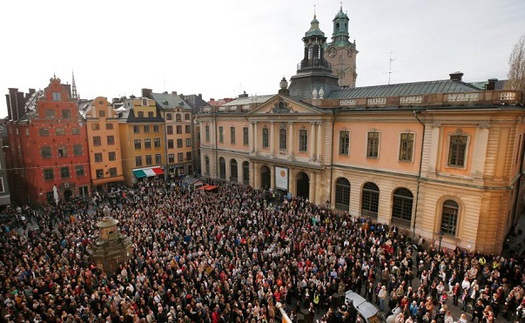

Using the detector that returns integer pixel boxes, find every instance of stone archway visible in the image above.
[296,171,310,200]
[261,165,271,189]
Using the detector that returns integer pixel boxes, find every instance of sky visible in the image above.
[1,0,524,118]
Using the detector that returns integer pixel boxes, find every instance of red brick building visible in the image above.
[5,76,91,205]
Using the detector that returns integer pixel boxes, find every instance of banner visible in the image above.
[275,166,288,190]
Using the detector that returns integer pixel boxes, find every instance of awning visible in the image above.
[133,167,164,178]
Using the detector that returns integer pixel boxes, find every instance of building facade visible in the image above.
[198,12,525,254]
[5,76,91,204]
[80,97,124,192]
[117,97,165,186]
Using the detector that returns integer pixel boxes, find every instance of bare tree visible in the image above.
[507,34,525,91]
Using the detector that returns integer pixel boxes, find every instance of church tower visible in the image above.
[324,6,358,88]
[288,14,340,99]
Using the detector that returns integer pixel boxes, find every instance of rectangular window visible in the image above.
[91,123,100,130]
[41,146,52,159]
[43,168,54,181]
[72,128,81,135]
[58,145,68,157]
[299,129,308,152]
[168,154,175,163]
[55,128,65,135]
[243,127,249,145]
[205,126,210,141]
[219,126,224,143]
[133,125,140,134]
[154,138,161,148]
[262,128,269,148]
[155,154,162,164]
[93,136,101,146]
[148,111,154,118]
[94,153,103,162]
[177,152,183,162]
[142,98,148,106]
[185,138,191,147]
[231,127,236,144]
[186,152,192,160]
[108,151,116,161]
[144,138,152,149]
[366,131,380,158]
[177,139,183,148]
[106,123,114,130]
[45,109,56,119]
[96,169,104,179]
[185,125,191,134]
[167,126,173,135]
[134,139,141,149]
[448,135,467,167]
[98,109,105,117]
[145,155,152,165]
[76,165,85,177]
[62,109,71,119]
[347,133,361,154]
[109,167,117,177]
[279,128,287,150]
[153,125,160,133]
[166,113,173,120]
[185,113,190,121]
[138,111,144,118]
[73,144,82,156]
[107,135,115,145]
[135,156,143,167]
[168,139,174,149]
[399,133,415,162]
[39,128,50,136]
[60,167,70,179]
[176,125,182,134]
[144,125,150,133]
[176,114,182,122]
[52,92,61,101]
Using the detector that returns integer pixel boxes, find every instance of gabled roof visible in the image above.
[150,92,191,110]
[328,79,481,99]
[222,95,274,106]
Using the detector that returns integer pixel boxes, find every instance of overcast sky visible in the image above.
[1,0,524,118]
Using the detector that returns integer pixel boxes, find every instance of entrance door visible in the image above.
[261,165,271,189]
[296,172,310,200]
[64,189,73,201]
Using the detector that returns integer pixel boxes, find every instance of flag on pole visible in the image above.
[276,302,293,323]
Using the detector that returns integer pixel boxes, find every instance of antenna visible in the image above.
[382,51,398,85]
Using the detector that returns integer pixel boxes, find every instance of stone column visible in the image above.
[471,124,490,179]
[270,166,275,189]
[253,162,259,189]
[250,121,256,154]
[316,122,322,162]
[288,122,294,160]
[428,123,441,175]
[309,122,316,160]
[309,171,316,203]
[270,122,275,157]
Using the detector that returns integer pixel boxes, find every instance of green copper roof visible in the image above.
[305,15,325,38]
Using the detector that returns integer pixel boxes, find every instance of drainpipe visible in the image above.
[413,109,425,240]
[328,108,341,209]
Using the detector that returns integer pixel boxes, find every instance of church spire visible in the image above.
[71,71,78,99]
[331,5,351,47]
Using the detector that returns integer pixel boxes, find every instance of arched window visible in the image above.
[441,200,459,235]
[204,156,210,176]
[230,159,238,182]
[361,182,379,218]
[219,157,226,180]
[391,188,413,227]
[335,178,350,211]
[242,161,250,185]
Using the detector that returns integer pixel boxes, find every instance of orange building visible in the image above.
[5,76,91,204]
[79,97,124,192]
[116,97,165,186]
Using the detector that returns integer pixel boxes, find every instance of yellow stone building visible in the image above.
[198,10,525,253]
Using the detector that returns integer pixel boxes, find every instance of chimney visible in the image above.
[486,78,498,91]
[171,91,177,95]
[141,88,152,98]
[449,71,464,81]
[198,93,202,99]
[238,91,248,98]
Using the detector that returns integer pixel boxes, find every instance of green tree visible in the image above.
[507,34,525,91]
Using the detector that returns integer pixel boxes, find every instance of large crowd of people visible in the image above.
[0,179,524,322]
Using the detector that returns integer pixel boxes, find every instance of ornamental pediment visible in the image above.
[249,96,321,115]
